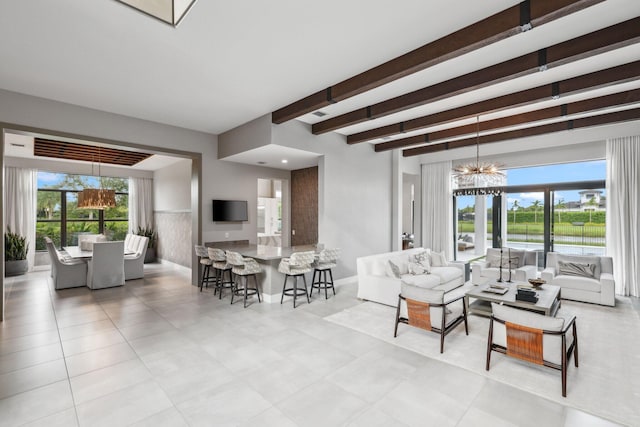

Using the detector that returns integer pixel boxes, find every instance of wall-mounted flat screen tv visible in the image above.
[212,200,248,222]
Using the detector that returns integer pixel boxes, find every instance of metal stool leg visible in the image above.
[254,275,261,303]
[329,269,335,295]
[280,275,288,304]
[302,274,310,303]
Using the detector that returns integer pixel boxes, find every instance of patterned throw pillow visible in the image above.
[408,262,427,275]
[412,251,432,273]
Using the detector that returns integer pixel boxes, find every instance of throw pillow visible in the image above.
[488,253,519,269]
[412,251,432,273]
[556,254,601,279]
[463,234,473,243]
[430,251,447,267]
[558,260,596,278]
[408,262,427,275]
[386,260,402,279]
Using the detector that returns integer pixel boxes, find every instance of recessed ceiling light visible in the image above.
[312,111,327,117]
[281,159,288,164]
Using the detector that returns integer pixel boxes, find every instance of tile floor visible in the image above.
[0,264,630,427]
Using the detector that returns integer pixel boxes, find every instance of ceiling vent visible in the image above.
[312,110,327,117]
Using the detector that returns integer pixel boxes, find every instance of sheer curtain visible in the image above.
[128,177,154,232]
[606,137,640,297]
[421,161,453,259]
[4,167,37,269]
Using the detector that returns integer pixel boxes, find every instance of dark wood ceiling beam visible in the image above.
[348,60,640,144]
[375,88,640,152]
[271,0,604,124]
[34,139,151,166]
[313,17,640,135]
[402,107,640,157]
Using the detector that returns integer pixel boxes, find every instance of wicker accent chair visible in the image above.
[311,248,340,299]
[195,245,214,291]
[487,302,579,397]
[225,250,262,308]
[207,247,233,299]
[278,251,315,308]
[394,282,468,353]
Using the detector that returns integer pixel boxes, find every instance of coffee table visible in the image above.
[464,279,561,317]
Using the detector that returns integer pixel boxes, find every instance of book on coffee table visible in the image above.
[482,286,508,295]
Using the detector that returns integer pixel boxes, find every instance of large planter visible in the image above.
[144,248,156,264]
[5,259,28,276]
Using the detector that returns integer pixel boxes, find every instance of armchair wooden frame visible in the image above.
[394,294,468,353]
[486,314,579,397]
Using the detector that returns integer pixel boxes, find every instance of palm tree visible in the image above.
[531,200,542,223]
[555,198,566,223]
[585,196,598,223]
[511,200,520,223]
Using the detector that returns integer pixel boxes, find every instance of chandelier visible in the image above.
[78,147,116,210]
[452,116,505,195]
[117,0,199,27]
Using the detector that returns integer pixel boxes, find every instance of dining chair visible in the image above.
[46,238,87,289]
[87,241,125,289]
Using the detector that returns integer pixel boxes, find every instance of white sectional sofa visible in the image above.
[541,252,615,306]
[124,233,149,280]
[357,247,465,307]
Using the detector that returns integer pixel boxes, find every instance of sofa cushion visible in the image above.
[556,254,601,279]
[400,273,441,288]
[430,266,462,283]
[370,260,387,276]
[553,275,601,292]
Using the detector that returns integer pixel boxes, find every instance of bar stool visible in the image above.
[225,250,262,308]
[208,247,234,299]
[195,245,214,291]
[279,251,315,308]
[311,248,340,299]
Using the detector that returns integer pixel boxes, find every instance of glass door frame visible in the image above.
[454,179,605,266]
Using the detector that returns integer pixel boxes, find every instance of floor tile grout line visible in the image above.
[43,273,82,427]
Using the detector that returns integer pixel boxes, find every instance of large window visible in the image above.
[36,172,128,250]
[454,160,606,263]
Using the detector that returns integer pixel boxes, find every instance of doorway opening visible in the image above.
[257,178,282,247]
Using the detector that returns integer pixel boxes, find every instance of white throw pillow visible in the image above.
[430,251,447,267]
[411,251,432,273]
[386,260,401,278]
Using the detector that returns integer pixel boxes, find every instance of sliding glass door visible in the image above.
[551,188,605,256]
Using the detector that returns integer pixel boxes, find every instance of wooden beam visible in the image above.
[349,60,640,144]
[313,17,640,134]
[34,139,152,166]
[271,0,604,124]
[402,107,640,157]
[375,88,640,152]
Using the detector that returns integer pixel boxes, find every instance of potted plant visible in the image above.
[136,226,157,263]
[5,228,29,276]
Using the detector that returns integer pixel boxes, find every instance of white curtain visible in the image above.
[606,137,640,297]
[4,167,37,270]
[421,161,453,259]
[128,177,154,233]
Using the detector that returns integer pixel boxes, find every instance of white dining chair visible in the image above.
[87,241,125,289]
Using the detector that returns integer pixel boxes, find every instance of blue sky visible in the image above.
[38,172,100,189]
[458,160,606,209]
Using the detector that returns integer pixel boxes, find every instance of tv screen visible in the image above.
[212,200,248,221]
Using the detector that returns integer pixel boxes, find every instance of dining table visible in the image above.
[63,246,136,259]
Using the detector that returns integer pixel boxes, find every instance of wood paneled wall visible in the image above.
[290,166,318,246]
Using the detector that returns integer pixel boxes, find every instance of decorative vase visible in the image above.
[5,259,28,276]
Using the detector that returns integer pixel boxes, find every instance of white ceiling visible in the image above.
[1,0,639,167]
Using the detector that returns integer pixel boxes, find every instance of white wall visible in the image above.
[272,119,393,278]
[154,159,191,211]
